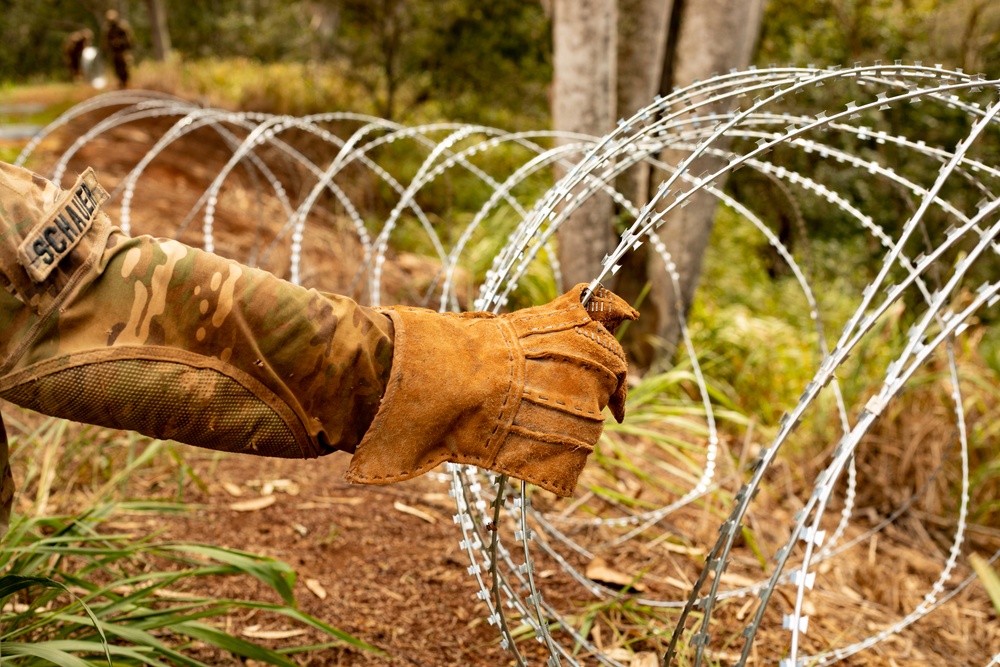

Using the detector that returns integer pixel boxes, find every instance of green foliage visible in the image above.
[565,595,681,661]
[733,1,1000,319]
[758,0,1000,71]
[313,0,551,123]
[0,1,97,84]
[692,207,842,425]
[167,0,316,63]
[134,57,373,116]
[686,201,1000,531]
[0,0,551,127]
[588,364,747,517]
[725,80,1000,322]
[406,0,553,126]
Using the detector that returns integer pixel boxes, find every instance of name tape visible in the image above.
[17,168,109,283]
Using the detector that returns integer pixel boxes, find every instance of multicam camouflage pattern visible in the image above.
[0,161,393,533]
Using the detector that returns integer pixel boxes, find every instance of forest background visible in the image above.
[4,1,999,127]
[4,0,1000,345]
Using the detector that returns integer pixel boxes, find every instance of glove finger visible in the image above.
[608,370,628,423]
[582,285,636,423]
[575,319,630,424]
[583,284,639,335]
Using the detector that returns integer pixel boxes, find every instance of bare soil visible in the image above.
[119,453,518,666]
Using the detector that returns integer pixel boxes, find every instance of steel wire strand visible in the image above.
[32,65,1000,664]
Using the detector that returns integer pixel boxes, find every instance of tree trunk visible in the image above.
[552,0,618,289]
[551,0,764,366]
[145,0,171,62]
[611,0,673,368]
[642,0,765,362]
[615,0,672,209]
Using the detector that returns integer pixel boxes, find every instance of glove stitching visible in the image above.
[575,328,627,363]
[527,353,618,383]
[509,424,592,449]
[420,452,452,470]
[483,318,516,465]
[513,305,575,322]
[522,388,596,415]
[359,452,451,482]
[526,316,590,334]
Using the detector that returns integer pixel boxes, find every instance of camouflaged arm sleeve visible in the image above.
[0,418,13,535]
[0,162,394,525]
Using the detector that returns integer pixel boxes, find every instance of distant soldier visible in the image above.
[63,29,93,83]
[102,10,135,88]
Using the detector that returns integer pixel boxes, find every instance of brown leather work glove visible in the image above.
[345,285,638,496]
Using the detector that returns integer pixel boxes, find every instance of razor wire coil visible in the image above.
[14,61,1000,665]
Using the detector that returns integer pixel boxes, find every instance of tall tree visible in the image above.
[615,0,672,207]
[552,0,618,289]
[644,0,765,362]
[145,0,171,61]
[551,0,765,367]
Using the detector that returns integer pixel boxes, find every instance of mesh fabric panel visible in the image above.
[1,359,305,458]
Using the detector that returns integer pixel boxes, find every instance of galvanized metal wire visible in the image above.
[16,61,1000,664]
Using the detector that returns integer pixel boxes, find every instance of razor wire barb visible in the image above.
[14,61,1000,666]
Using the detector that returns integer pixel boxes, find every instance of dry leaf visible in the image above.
[718,571,757,588]
[246,478,300,495]
[584,557,647,592]
[104,521,147,530]
[658,540,704,557]
[392,500,437,523]
[241,625,308,640]
[633,652,659,667]
[376,583,406,601]
[109,584,190,599]
[270,479,300,495]
[229,495,276,512]
[605,648,632,662]
[305,578,327,600]
[660,576,691,591]
[309,496,364,505]
[295,502,322,510]
[221,482,243,497]
[736,597,755,621]
[150,588,194,600]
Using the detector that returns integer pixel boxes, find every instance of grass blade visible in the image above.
[0,575,113,667]
[172,621,300,667]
